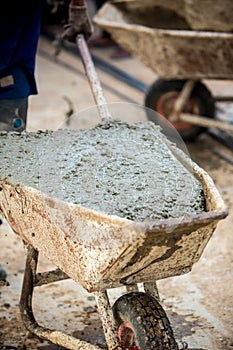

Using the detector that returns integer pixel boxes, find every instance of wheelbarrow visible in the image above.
[0,34,228,350]
[93,0,233,141]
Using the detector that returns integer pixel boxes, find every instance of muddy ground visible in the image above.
[0,33,233,350]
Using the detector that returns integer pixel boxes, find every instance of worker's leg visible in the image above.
[0,218,7,282]
[0,98,28,132]
[0,265,7,281]
[0,98,28,282]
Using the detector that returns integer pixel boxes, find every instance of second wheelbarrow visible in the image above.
[94,0,233,140]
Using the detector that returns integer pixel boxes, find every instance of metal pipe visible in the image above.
[169,80,196,122]
[180,112,233,132]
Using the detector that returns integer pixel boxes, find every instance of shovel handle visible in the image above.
[76,34,111,120]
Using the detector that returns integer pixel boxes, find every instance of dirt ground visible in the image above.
[0,31,233,350]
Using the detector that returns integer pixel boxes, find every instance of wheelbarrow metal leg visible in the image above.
[19,243,38,327]
[143,281,160,302]
[169,79,196,122]
[19,243,101,350]
[94,290,122,350]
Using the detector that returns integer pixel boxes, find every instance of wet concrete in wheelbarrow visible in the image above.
[0,119,205,222]
[0,36,233,349]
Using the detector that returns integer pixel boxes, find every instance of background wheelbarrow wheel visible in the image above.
[113,292,179,350]
[145,79,215,141]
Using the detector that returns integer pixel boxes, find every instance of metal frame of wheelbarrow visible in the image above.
[167,79,233,133]
[20,243,162,350]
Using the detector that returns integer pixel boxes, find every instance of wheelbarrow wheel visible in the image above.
[145,79,215,141]
[112,292,178,350]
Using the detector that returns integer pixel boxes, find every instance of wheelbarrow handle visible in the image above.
[76,34,111,120]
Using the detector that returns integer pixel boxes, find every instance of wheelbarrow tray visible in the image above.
[0,145,227,292]
[93,1,233,80]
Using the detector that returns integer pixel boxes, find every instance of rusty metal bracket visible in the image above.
[35,268,69,287]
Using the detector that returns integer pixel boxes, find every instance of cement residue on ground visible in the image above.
[0,120,205,221]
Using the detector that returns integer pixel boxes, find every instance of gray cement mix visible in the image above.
[0,120,205,221]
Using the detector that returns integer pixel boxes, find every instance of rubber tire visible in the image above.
[144,79,215,141]
[113,292,178,350]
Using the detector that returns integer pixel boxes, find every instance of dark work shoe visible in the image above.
[0,265,7,281]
